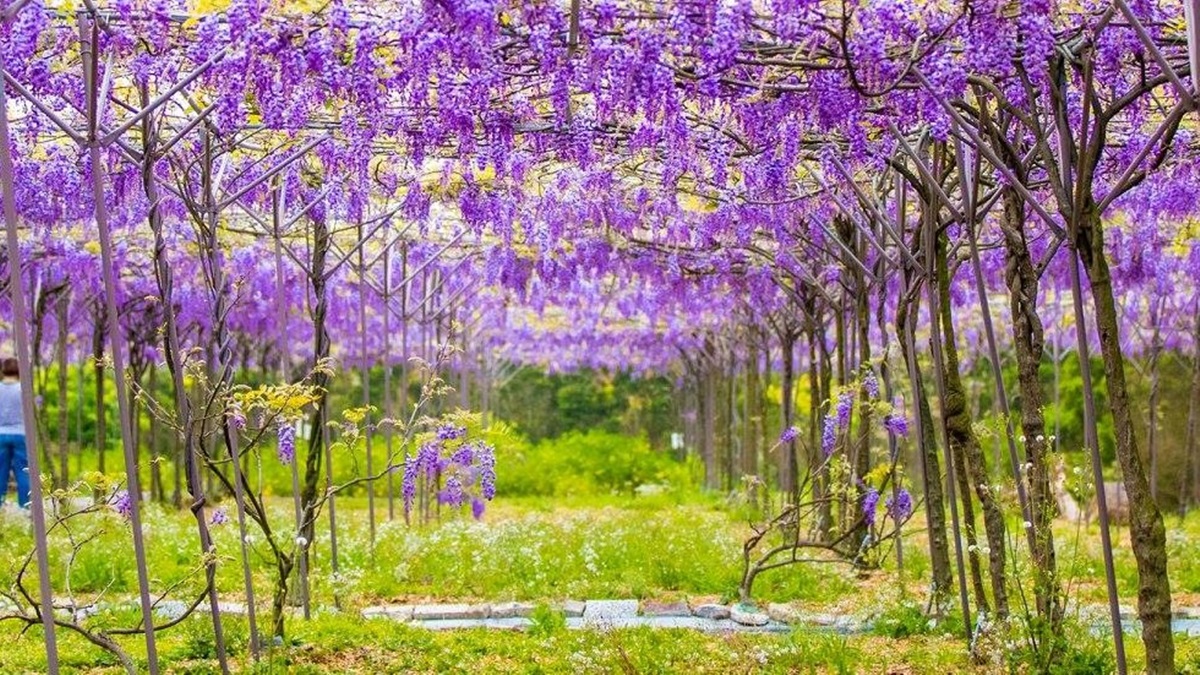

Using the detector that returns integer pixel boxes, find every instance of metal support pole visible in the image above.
[0,54,60,675]
[79,14,159,671]
[1068,250,1128,673]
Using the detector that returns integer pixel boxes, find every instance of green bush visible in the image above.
[871,601,932,639]
[496,429,700,497]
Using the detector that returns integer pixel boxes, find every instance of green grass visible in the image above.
[0,609,978,674]
[3,486,1200,672]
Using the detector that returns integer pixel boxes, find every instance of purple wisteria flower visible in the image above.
[478,443,496,500]
[887,489,913,522]
[862,487,880,527]
[403,438,498,519]
[835,391,854,428]
[417,442,442,479]
[450,444,475,467]
[402,454,420,516]
[439,475,465,507]
[883,413,909,437]
[436,423,466,441]
[821,415,837,456]
[277,420,296,464]
[111,490,132,520]
[229,406,246,431]
[779,426,799,444]
[863,371,879,399]
[211,507,229,526]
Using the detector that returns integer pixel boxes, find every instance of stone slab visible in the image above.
[413,603,490,620]
[583,599,639,624]
[730,604,769,627]
[767,603,801,624]
[564,616,792,633]
[641,600,691,617]
[154,600,188,621]
[417,618,531,631]
[363,604,415,621]
[218,601,248,615]
[559,600,586,617]
[491,601,536,619]
[692,603,731,620]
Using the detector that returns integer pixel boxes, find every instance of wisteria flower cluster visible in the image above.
[861,486,914,529]
[402,430,497,521]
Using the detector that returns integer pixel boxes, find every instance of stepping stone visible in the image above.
[559,600,586,617]
[643,616,718,629]
[805,613,841,626]
[491,601,536,618]
[730,603,769,627]
[363,604,414,621]
[767,603,802,624]
[692,603,731,620]
[642,600,691,617]
[154,600,188,621]
[418,618,531,631]
[413,603,490,620]
[583,599,639,625]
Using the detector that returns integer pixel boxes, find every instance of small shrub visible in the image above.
[528,603,566,637]
[497,429,698,498]
[872,601,932,638]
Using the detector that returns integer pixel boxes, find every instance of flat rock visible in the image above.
[154,600,188,621]
[363,604,414,621]
[641,600,691,617]
[559,600,586,617]
[692,603,731,620]
[491,601,536,619]
[418,618,531,631]
[1176,618,1200,637]
[642,616,719,629]
[413,603,490,620]
[730,603,769,627]
[805,613,841,626]
[362,606,388,619]
[767,603,801,624]
[583,599,639,625]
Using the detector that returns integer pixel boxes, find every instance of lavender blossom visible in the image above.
[471,497,486,520]
[211,508,229,526]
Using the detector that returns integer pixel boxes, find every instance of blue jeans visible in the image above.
[0,434,29,508]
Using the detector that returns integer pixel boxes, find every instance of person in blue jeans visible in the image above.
[0,357,30,508]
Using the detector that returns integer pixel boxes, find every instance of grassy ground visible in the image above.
[1,490,1200,673]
